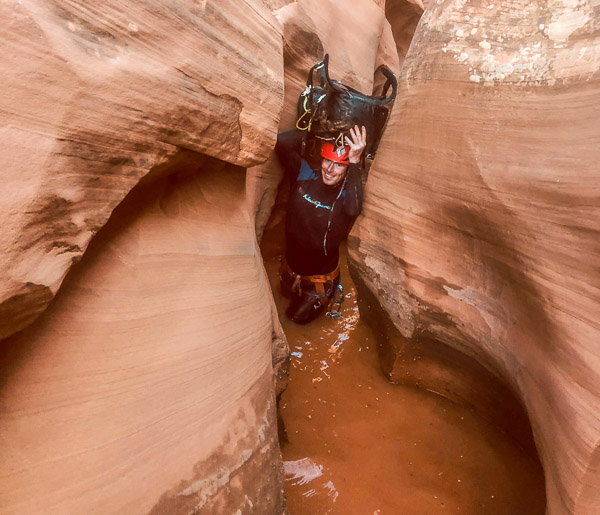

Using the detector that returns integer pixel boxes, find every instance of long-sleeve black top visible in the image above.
[275,130,363,276]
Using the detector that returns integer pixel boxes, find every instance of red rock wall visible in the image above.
[349,1,600,514]
[0,156,285,514]
[1,0,399,511]
[385,0,425,69]
[0,0,283,340]
[1,1,287,513]
[4,0,598,513]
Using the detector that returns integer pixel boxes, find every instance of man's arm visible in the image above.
[343,163,363,218]
[342,125,366,217]
[275,130,303,179]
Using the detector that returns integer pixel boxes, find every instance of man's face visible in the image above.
[321,158,348,186]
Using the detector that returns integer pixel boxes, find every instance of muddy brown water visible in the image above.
[261,224,545,515]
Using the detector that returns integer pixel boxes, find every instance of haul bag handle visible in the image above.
[318,54,397,106]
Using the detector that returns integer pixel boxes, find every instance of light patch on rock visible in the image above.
[430,0,597,86]
[325,480,339,502]
[550,41,600,78]
[443,285,497,334]
[179,448,254,509]
[445,34,557,84]
[547,5,591,42]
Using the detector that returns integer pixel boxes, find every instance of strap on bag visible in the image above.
[295,54,398,158]
[320,54,397,106]
[296,60,326,131]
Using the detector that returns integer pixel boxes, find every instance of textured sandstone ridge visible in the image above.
[349,1,600,514]
[247,0,401,239]
[0,157,285,514]
[0,0,283,340]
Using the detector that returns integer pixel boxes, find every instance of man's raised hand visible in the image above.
[346,125,367,164]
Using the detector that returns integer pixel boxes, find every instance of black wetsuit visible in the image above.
[275,130,363,276]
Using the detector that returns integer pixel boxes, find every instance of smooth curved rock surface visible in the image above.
[3,0,599,513]
[0,0,283,340]
[1,2,288,513]
[385,0,425,69]
[0,155,285,514]
[349,1,600,514]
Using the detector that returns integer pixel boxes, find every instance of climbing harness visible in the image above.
[280,259,341,324]
[281,259,340,299]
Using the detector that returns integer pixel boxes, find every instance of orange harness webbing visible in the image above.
[281,259,340,299]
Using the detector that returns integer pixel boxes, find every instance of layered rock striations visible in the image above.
[1,158,286,514]
[3,0,599,513]
[1,1,287,513]
[0,0,283,340]
[349,1,600,514]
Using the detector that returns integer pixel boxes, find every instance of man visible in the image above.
[275,125,367,323]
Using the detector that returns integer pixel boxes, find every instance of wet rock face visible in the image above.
[0,0,283,340]
[349,1,600,514]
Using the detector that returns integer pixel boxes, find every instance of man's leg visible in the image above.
[285,278,337,324]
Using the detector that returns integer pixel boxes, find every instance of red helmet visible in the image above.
[321,142,350,164]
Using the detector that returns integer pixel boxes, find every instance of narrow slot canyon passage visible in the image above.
[260,222,546,515]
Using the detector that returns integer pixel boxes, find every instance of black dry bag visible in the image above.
[296,54,397,159]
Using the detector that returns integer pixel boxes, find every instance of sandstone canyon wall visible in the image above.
[386,0,428,69]
[1,158,285,514]
[1,0,283,340]
[1,0,400,513]
[1,1,287,514]
[348,1,600,515]
[2,0,600,514]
